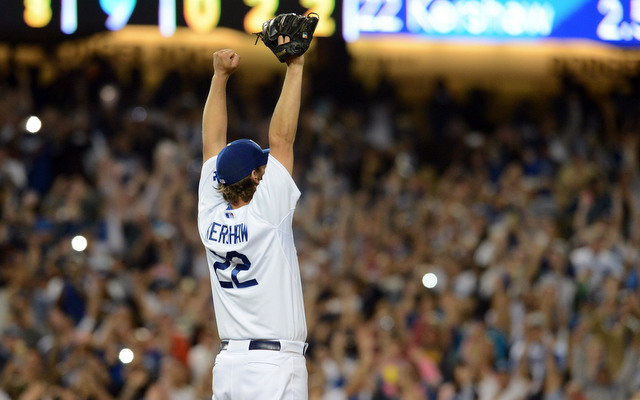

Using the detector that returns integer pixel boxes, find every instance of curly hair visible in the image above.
[218,165,266,205]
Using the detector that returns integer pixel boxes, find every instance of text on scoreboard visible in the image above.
[342,0,640,46]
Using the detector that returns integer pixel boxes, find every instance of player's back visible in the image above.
[198,154,307,342]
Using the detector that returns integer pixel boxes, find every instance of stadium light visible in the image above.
[25,116,42,133]
[118,348,134,364]
[422,272,438,289]
[71,235,88,252]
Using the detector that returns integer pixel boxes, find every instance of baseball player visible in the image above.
[197,39,308,399]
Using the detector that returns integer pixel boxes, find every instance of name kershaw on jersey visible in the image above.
[206,222,248,245]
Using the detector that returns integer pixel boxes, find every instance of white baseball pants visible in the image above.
[212,340,308,400]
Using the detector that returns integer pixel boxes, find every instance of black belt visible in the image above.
[220,340,282,351]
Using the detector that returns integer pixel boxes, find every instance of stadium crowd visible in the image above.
[1,49,640,400]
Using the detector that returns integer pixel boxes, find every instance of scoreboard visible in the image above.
[2,0,640,47]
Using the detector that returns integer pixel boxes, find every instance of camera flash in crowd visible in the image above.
[71,235,88,252]
[422,272,438,289]
[25,116,42,134]
[99,84,119,107]
[118,348,134,364]
[131,106,148,123]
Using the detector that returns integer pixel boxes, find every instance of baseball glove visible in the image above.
[255,13,319,63]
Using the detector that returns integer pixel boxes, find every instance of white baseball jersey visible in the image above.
[197,154,307,342]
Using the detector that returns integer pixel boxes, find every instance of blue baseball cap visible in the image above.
[216,139,269,185]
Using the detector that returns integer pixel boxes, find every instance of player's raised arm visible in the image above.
[202,49,240,162]
[268,46,304,174]
[256,13,317,174]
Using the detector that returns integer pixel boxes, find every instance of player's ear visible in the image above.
[250,169,261,184]
[251,165,266,183]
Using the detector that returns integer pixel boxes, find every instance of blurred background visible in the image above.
[1,1,640,399]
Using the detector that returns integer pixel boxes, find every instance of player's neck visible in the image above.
[230,200,249,209]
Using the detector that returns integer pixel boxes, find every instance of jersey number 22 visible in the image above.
[211,250,258,289]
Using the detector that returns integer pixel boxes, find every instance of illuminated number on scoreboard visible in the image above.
[596,0,640,41]
[100,0,137,31]
[184,0,220,33]
[300,0,336,36]
[598,0,624,40]
[24,0,52,28]
[632,0,640,38]
[244,0,279,33]
[61,0,77,33]
[158,0,176,36]
[24,0,77,34]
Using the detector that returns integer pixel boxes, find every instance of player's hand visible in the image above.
[213,49,240,77]
[278,36,304,67]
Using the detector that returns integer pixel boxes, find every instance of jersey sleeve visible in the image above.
[198,156,225,216]
[250,154,301,226]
